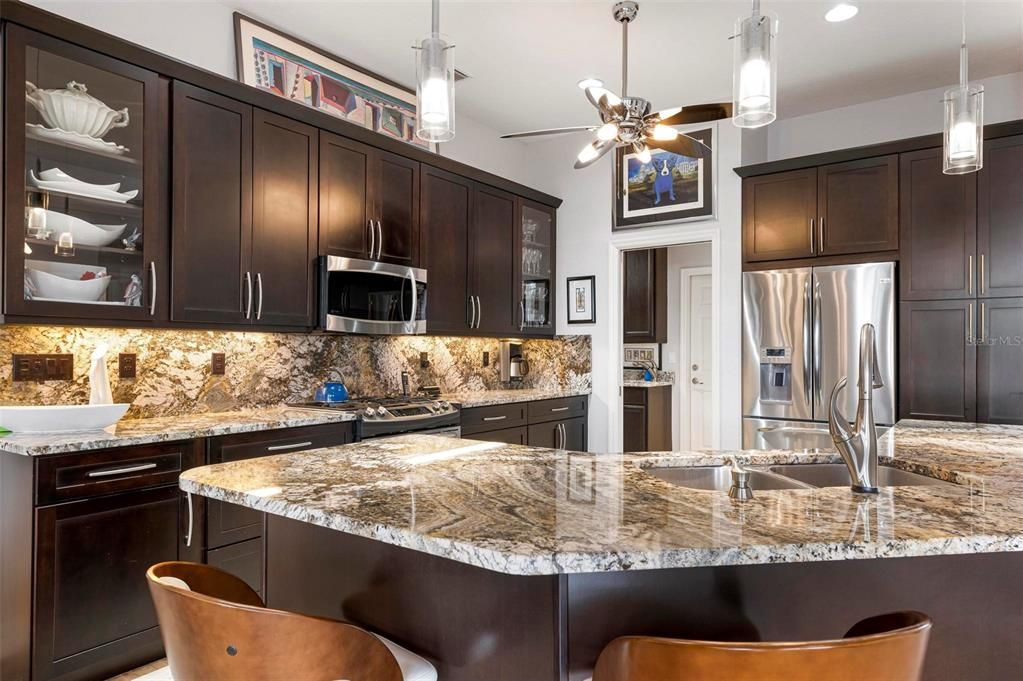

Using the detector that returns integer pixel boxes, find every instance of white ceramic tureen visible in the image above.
[25,80,130,139]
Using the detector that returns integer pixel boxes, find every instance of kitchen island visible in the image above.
[180,420,1023,681]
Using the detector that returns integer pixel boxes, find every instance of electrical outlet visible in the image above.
[482,351,490,367]
[12,354,73,382]
[211,352,226,375]
[419,352,430,369]
[118,353,137,379]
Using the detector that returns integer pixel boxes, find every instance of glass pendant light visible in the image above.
[415,0,455,142]
[943,0,983,174]
[732,0,778,128]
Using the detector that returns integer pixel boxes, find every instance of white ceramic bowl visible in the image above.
[38,209,127,247]
[38,167,121,191]
[0,404,129,433]
[26,81,130,139]
[26,260,111,301]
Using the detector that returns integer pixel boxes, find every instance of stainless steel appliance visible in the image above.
[499,340,529,383]
[320,256,427,335]
[742,262,896,450]
[293,396,459,440]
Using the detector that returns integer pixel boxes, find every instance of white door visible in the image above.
[686,273,714,449]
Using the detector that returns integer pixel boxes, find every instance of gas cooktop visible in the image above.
[291,396,456,421]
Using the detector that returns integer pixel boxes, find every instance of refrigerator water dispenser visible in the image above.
[759,347,792,403]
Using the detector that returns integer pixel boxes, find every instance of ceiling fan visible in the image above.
[500,1,732,169]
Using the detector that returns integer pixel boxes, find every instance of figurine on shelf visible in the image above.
[24,272,37,301]
[123,274,143,307]
[122,227,142,251]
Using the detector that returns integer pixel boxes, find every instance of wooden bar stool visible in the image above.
[590,611,931,681]
[146,561,437,681]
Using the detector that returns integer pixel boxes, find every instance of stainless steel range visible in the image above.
[292,397,460,440]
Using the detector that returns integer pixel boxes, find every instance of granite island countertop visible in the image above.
[440,387,590,408]
[0,406,356,456]
[179,419,1023,575]
[622,380,673,388]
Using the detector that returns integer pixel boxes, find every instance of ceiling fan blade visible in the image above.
[648,102,733,127]
[646,133,711,158]
[584,86,625,119]
[573,137,617,170]
[500,125,597,139]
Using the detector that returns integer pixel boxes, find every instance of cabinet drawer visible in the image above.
[461,402,527,435]
[35,440,203,506]
[528,396,588,424]
[207,537,264,597]
[209,422,354,464]
[466,426,528,445]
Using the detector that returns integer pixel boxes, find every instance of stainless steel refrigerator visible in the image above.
[742,262,896,451]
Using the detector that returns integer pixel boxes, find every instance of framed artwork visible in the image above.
[234,13,437,153]
[612,125,715,229]
[566,276,596,324]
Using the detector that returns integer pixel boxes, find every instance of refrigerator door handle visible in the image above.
[813,280,823,411]
[803,279,813,409]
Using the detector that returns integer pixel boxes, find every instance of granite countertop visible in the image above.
[440,387,590,408]
[0,406,356,457]
[179,419,1023,576]
[622,380,674,388]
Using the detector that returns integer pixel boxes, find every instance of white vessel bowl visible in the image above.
[26,260,111,301]
[0,404,130,433]
[39,209,126,247]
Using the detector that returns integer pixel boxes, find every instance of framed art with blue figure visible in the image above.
[613,124,715,230]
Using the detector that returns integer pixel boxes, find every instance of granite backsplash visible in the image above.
[0,326,591,418]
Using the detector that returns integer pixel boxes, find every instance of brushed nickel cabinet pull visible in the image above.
[967,302,974,344]
[550,406,570,413]
[482,415,507,422]
[266,441,313,452]
[185,491,194,548]
[87,462,158,478]
[244,271,253,319]
[256,272,264,321]
[149,261,157,316]
[818,216,825,253]
[980,302,987,344]
[967,255,973,295]
[809,218,815,254]
[368,219,375,259]
[980,253,986,294]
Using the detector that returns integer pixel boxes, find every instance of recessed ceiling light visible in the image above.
[825,3,859,22]
[577,78,603,90]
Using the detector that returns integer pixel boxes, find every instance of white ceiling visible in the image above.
[222,1,1023,135]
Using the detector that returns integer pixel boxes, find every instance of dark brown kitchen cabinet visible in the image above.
[421,165,473,334]
[816,155,899,256]
[977,298,1023,424]
[468,426,528,445]
[471,184,519,335]
[171,82,253,324]
[318,132,420,267]
[623,385,672,453]
[742,168,817,262]
[3,25,169,323]
[527,417,586,451]
[977,135,1023,298]
[517,200,556,335]
[623,248,667,343]
[899,147,977,301]
[207,537,265,597]
[250,110,318,327]
[899,300,977,422]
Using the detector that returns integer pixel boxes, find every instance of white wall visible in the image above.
[663,242,712,451]
[768,71,1023,161]
[534,124,744,453]
[26,0,542,190]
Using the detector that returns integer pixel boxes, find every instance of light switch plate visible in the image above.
[211,352,226,375]
[12,354,73,382]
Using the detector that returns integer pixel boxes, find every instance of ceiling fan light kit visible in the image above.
[943,0,983,174]
[732,0,778,129]
[414,0,456,142]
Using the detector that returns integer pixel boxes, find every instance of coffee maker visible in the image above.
[499,341,529,384]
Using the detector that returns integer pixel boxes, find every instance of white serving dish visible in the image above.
[29,170,138,203]
[25,80,130,139]
[0,404,129,433]
[34,209,127,247]
[26,260,111,301]
[27,124,130,157]
[38,167,121,191]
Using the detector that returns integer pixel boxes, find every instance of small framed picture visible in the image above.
[566,276,596,324]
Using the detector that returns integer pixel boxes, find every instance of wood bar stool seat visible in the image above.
[589,611,931,681]
[146,561,437,681]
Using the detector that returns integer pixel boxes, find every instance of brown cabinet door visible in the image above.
[421,165,472,334]
[468,426,528,445]
[977,135,1023,298]
[623,248,667,343]
[899,147,977,300]
[623,402,648,452]
[977,298,1023,424]
[207,537,265,598]
[817,155,898,256]
[319,132,372,260]
[374,150,420,266]
[251,110,318,327]
[517,200,557,335]
[899,300,977,422]
[562,417,587,452]
[171,82,252,324]
[471,185,518,335]
[527,417,586,451]
[742,168,817,262]
[623,386,671,452]
[33,486,184,681]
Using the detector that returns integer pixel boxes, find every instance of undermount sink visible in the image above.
[646,465,811,492]
[765,463,954,489]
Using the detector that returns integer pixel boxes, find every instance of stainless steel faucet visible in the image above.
[828,323,884,493]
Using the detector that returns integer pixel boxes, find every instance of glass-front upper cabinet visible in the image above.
[4,26,166,321]
[518,200,556,335]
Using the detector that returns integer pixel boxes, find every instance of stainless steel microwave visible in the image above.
[319,256,427,334]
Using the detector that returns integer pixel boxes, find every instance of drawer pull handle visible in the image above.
[550,406,570,413]
[87,462,158,478]
[482,415,507,422]
[266,441,313,452]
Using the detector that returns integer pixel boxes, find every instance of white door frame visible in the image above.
[607,227,720,453]
[680,266,713,450]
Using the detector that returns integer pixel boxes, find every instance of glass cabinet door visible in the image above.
[518,201,555,334]
[4,26,164,321]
